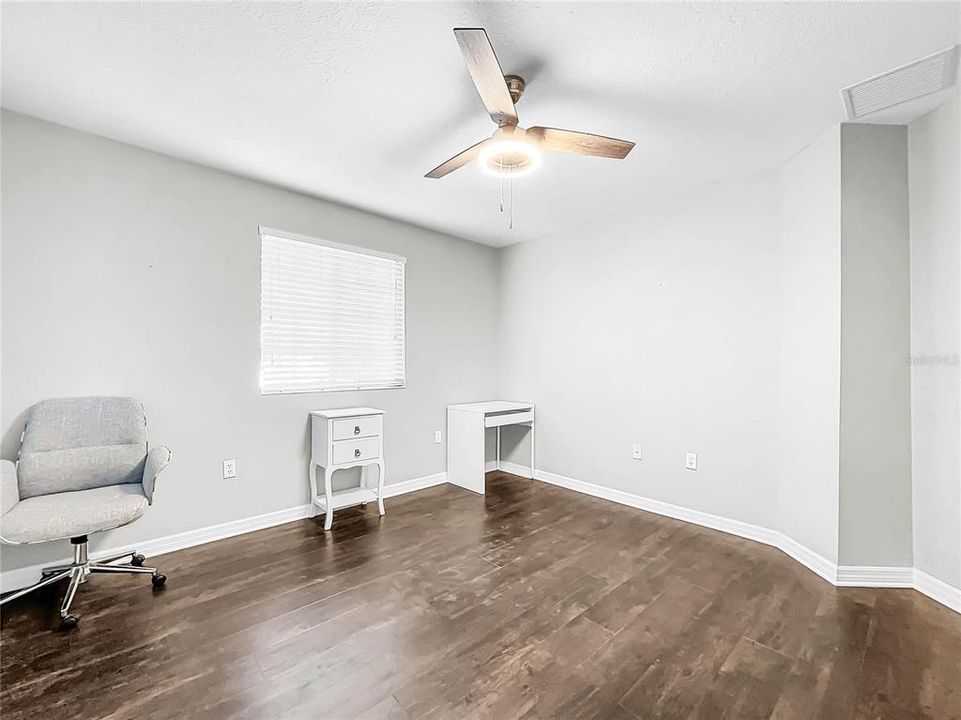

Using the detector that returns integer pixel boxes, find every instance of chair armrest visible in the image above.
[1,458,19,518]
[142,446,171,505]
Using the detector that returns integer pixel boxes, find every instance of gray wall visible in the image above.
[776,126,842,563]
[837,124,913,567]
[499,171,783,531]
[909,96,961,588]
[0,111,500,573]
[498,122,920,570]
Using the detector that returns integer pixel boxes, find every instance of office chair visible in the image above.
[0,397,171,629]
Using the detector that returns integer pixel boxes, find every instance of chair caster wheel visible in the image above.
[151,573,166,589]
[131,553,146,567]
[59,614,79,630]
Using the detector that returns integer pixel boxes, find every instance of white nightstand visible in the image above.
[309,407,386,530]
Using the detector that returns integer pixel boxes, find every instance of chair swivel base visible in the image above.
[0,535,166,629]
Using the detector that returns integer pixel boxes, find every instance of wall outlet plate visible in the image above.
[222,459,237,479]
[632,443,642,460]
[434,430,442,444]
[685,452,698,471]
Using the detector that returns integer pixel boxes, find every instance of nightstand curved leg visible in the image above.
[323,464,334,531]
[376,460,386,516]
[360,465,368,509]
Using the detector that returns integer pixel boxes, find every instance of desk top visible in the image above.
[447,400,534,414]
[309,407,384,419]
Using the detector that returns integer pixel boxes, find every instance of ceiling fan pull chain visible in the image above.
[508,174,513,230]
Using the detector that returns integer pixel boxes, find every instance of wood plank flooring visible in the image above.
[1,472,959,719]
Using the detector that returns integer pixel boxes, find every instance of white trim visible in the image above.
[522,466,961,613]
[497,461,529,476]
[1,504,307,593]
[1,472,446,593]
[380,472,447,498]
[914,569,961,613]
[529,467,839,585]
[835,566,914,587]
[485,460,499,472]
[778,534,839,585]
[258,225,407,264]
[497,460,535,479]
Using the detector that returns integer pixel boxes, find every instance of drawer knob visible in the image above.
[354,448,361,458]
[354,426,361,435]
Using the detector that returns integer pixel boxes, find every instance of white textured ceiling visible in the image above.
[2,2,959,247]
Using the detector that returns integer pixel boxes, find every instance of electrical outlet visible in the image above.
[222,459,237,479]
[434,430,442,444]
[632,443,643,460]
[685,452,698,471]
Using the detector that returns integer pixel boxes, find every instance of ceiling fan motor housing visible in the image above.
[481,126,542,176]
[484,144,536,174]
[504,74,526,108]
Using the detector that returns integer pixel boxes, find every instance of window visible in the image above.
[259,227,406,394]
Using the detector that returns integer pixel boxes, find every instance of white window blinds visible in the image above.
[259,227,406,394]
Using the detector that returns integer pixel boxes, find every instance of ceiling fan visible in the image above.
[425,28,635,180]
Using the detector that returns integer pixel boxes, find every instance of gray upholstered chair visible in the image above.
[0,397,171,629]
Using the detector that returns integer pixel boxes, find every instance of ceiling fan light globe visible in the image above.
[478,139,542,178]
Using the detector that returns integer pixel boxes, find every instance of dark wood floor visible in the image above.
[1,472,959,720]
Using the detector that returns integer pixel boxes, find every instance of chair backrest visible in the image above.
[17,397,148,499]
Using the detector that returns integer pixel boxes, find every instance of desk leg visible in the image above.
[496,426,501,472]
[447,409,486,495]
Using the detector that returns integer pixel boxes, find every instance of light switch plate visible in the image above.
[632,443,643,460]
[434,430,442,444]
[685,452,698,471]
[222,459,237,479]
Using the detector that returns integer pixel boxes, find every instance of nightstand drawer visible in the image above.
[332,437,380,465]
[332,415,383,441]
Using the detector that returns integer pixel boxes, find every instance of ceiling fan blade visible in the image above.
[527,127,635,159]
[453,28,518,127]
[425,138,492,178]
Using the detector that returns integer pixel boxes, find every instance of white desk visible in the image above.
[309,407,386,530]
[447,401,535,495]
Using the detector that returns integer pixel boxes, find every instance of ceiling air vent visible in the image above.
[841,45,960,119]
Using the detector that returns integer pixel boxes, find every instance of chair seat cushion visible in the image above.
[1,484,148,543]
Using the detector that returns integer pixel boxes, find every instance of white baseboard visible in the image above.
[914,569,961,613]
[0,471,447,593]
[530,467,839,584]
[524,466,961,613]
[835,565,914,587]
[1,503,309,593]
[777,534,839,585]
[498,460,534,478]
[381,472,447,498]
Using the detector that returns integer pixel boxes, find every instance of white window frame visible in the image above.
[259,226,407,394]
